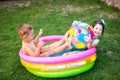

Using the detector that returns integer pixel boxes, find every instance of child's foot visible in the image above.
[68,36,72,43]
[72,20,78,26]
[63,31,69,41]
[68,36,73,49]
[66,39,72,50]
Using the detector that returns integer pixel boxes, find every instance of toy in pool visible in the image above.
[69,21,94,50]
[19,35,97,78]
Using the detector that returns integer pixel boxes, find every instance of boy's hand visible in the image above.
[39,29,43,35]
[84,35,92,43]
[38,41,44,47]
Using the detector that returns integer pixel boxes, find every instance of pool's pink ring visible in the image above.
[39,35,63,42]
[19,35,96,64]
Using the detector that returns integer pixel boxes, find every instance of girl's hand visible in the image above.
[39,29,43,35]
[84,35,92,43]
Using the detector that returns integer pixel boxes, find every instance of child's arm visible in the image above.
[92,39,99,47]
[24,42,44,57]
[87,41,93,49]
[33,29,43,44]
[84,36,92,49]
[85,37,100,49]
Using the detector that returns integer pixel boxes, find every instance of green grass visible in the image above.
[0,0,120,80]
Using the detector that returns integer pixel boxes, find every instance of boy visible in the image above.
[18,24,71,57]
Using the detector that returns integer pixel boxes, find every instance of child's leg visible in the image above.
[52,41,69,54]
[48,33,72,53]
[39,50,54,57]
[41,39,65,52]
[62,51,80,56]
[42,31,69,51]
[67,36,73,49]
[51,31,69,48]
[41,42,58,52]
[40,39,72,57]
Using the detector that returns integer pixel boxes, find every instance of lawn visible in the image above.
[0,0,120,80]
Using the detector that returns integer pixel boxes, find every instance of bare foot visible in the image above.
[68,36,73,49]
[68,36,72,43]
[72,20,78,26]
[63,31,69,41]
[62,51,78,56]
[65,39,72,50]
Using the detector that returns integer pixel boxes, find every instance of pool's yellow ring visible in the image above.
[26,62,95,78]
[20,54,96,72]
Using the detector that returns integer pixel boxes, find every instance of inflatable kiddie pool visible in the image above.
[19,35,97,78]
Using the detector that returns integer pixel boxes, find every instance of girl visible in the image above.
[85,19,105,49]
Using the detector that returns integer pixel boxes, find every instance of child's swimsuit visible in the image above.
[92,37,99,43]
[40,51,43,54]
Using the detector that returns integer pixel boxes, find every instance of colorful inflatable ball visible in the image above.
[69,21,94,50]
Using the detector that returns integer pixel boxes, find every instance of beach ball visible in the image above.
[69,21,94,50]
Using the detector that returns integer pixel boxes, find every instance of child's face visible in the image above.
[93,24,103,37]
[24,29,34,42]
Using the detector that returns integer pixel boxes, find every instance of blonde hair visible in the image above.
[18,24,33,39]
